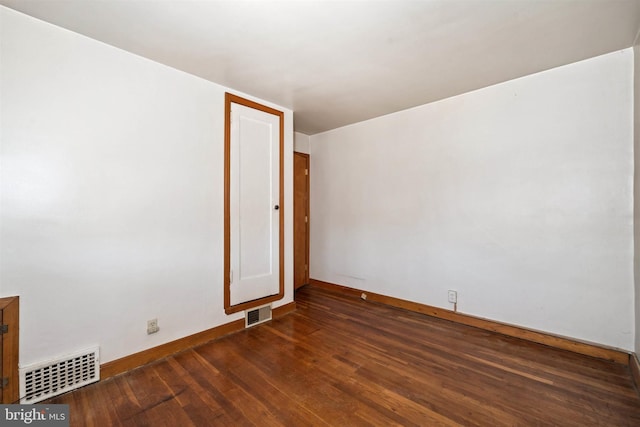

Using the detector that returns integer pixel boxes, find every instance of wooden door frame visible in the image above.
[294,152,310,289]
[224,93,285,314]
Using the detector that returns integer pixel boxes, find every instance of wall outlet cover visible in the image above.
[448,290,457,304]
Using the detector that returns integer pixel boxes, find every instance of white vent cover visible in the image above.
[245,304,272,328]
[20,346,100,404]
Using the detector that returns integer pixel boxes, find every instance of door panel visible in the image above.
[230,103,280,305]
[294,153,309,290]
[0,296,19,404]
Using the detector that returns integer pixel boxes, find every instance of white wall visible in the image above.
[0,7,294,367]
[310,49,634,350]
[294,131,310,154]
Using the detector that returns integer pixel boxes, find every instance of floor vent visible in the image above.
[245,304,272,328]
[20,347,100,404]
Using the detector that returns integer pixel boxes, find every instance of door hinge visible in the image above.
[0,324,7,335]
[305,168,308,176]
[0,377,8,389]
[305,215,308,223]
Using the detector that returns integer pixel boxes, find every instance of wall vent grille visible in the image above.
[20,347,100,403]
[245,305,272,328]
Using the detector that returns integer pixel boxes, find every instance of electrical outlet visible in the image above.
[147,318,159,335]
[448,290,457,304]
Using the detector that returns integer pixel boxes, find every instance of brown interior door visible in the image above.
[0,307,3,402]
[0,296,19,404]
[293,152,310,290]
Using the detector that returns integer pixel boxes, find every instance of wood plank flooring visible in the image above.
[49,285,640,426]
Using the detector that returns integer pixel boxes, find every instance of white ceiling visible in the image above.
[2,0,640,135]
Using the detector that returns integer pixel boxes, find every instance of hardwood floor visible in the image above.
[49,285,640,426]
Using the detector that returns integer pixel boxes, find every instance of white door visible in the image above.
[229,102,280,305]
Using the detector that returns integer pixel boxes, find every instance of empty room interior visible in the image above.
[2,0,640,425]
